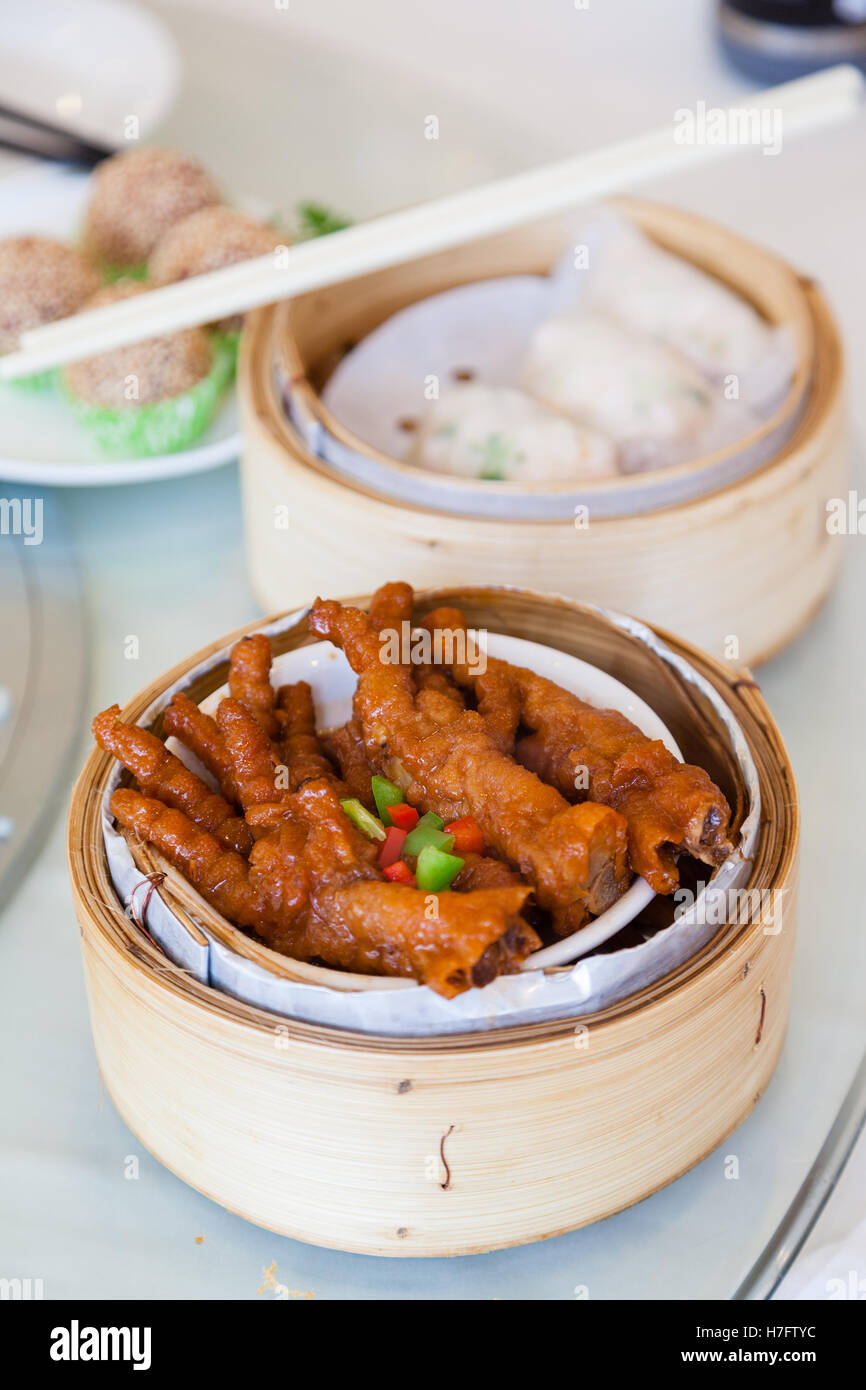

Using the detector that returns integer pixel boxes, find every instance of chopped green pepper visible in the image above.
[403,811,453,859]
[340,798,386,842]
[408,809,444,834]
[371,775,403,824]
[404,825,455,857]
[416,844,465,893]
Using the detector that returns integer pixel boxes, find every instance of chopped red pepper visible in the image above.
[444,815,485,854]
[377,826,407,868]
[383,860,416,886]
[387,803,419,831]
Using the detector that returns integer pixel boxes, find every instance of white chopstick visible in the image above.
[2,64,862,380]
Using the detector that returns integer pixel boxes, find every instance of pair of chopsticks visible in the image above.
[1,64,863,382]
[0,101,115,167]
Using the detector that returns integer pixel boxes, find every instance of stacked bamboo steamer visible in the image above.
[238,197,847,667]
[69,588,798,1255]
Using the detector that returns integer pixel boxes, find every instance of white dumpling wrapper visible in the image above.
[407,383,617,482]
[521,309,714,448]
[579,216,787,403]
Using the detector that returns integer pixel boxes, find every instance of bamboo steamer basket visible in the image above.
[239,197,847,668]
[69,588,798,1256]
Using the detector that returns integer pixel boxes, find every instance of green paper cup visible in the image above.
[209,328,241,380]
[5,367,59,393]
[65,334,235,459]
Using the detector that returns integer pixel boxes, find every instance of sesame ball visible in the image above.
[84,147,222,269]
[150,205,283,331]
[150,205,280,283]
[0,237,101,353]
[64,282,213,408]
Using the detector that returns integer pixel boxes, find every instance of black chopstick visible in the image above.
[0,102,115,167]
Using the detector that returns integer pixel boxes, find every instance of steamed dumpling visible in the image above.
[583,220,777,388]
[407,383,617,482]
[521,309,713,445]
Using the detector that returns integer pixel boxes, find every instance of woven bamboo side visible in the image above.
[240,277,845,668]
[68,589,799,1253]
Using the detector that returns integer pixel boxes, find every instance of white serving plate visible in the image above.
[0,164,241,486]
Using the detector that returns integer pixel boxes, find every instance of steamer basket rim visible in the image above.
[68,585,799,1055]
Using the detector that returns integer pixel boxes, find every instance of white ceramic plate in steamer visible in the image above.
[169,631,685,970]
[103,607,759,1032]
[297,270,804,521]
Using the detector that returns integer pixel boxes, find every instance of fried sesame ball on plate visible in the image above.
[0,236,101,353]
[84,147,223,270]
[63,281,213,408]
[150,205,281,283]
[150,205,283,331]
